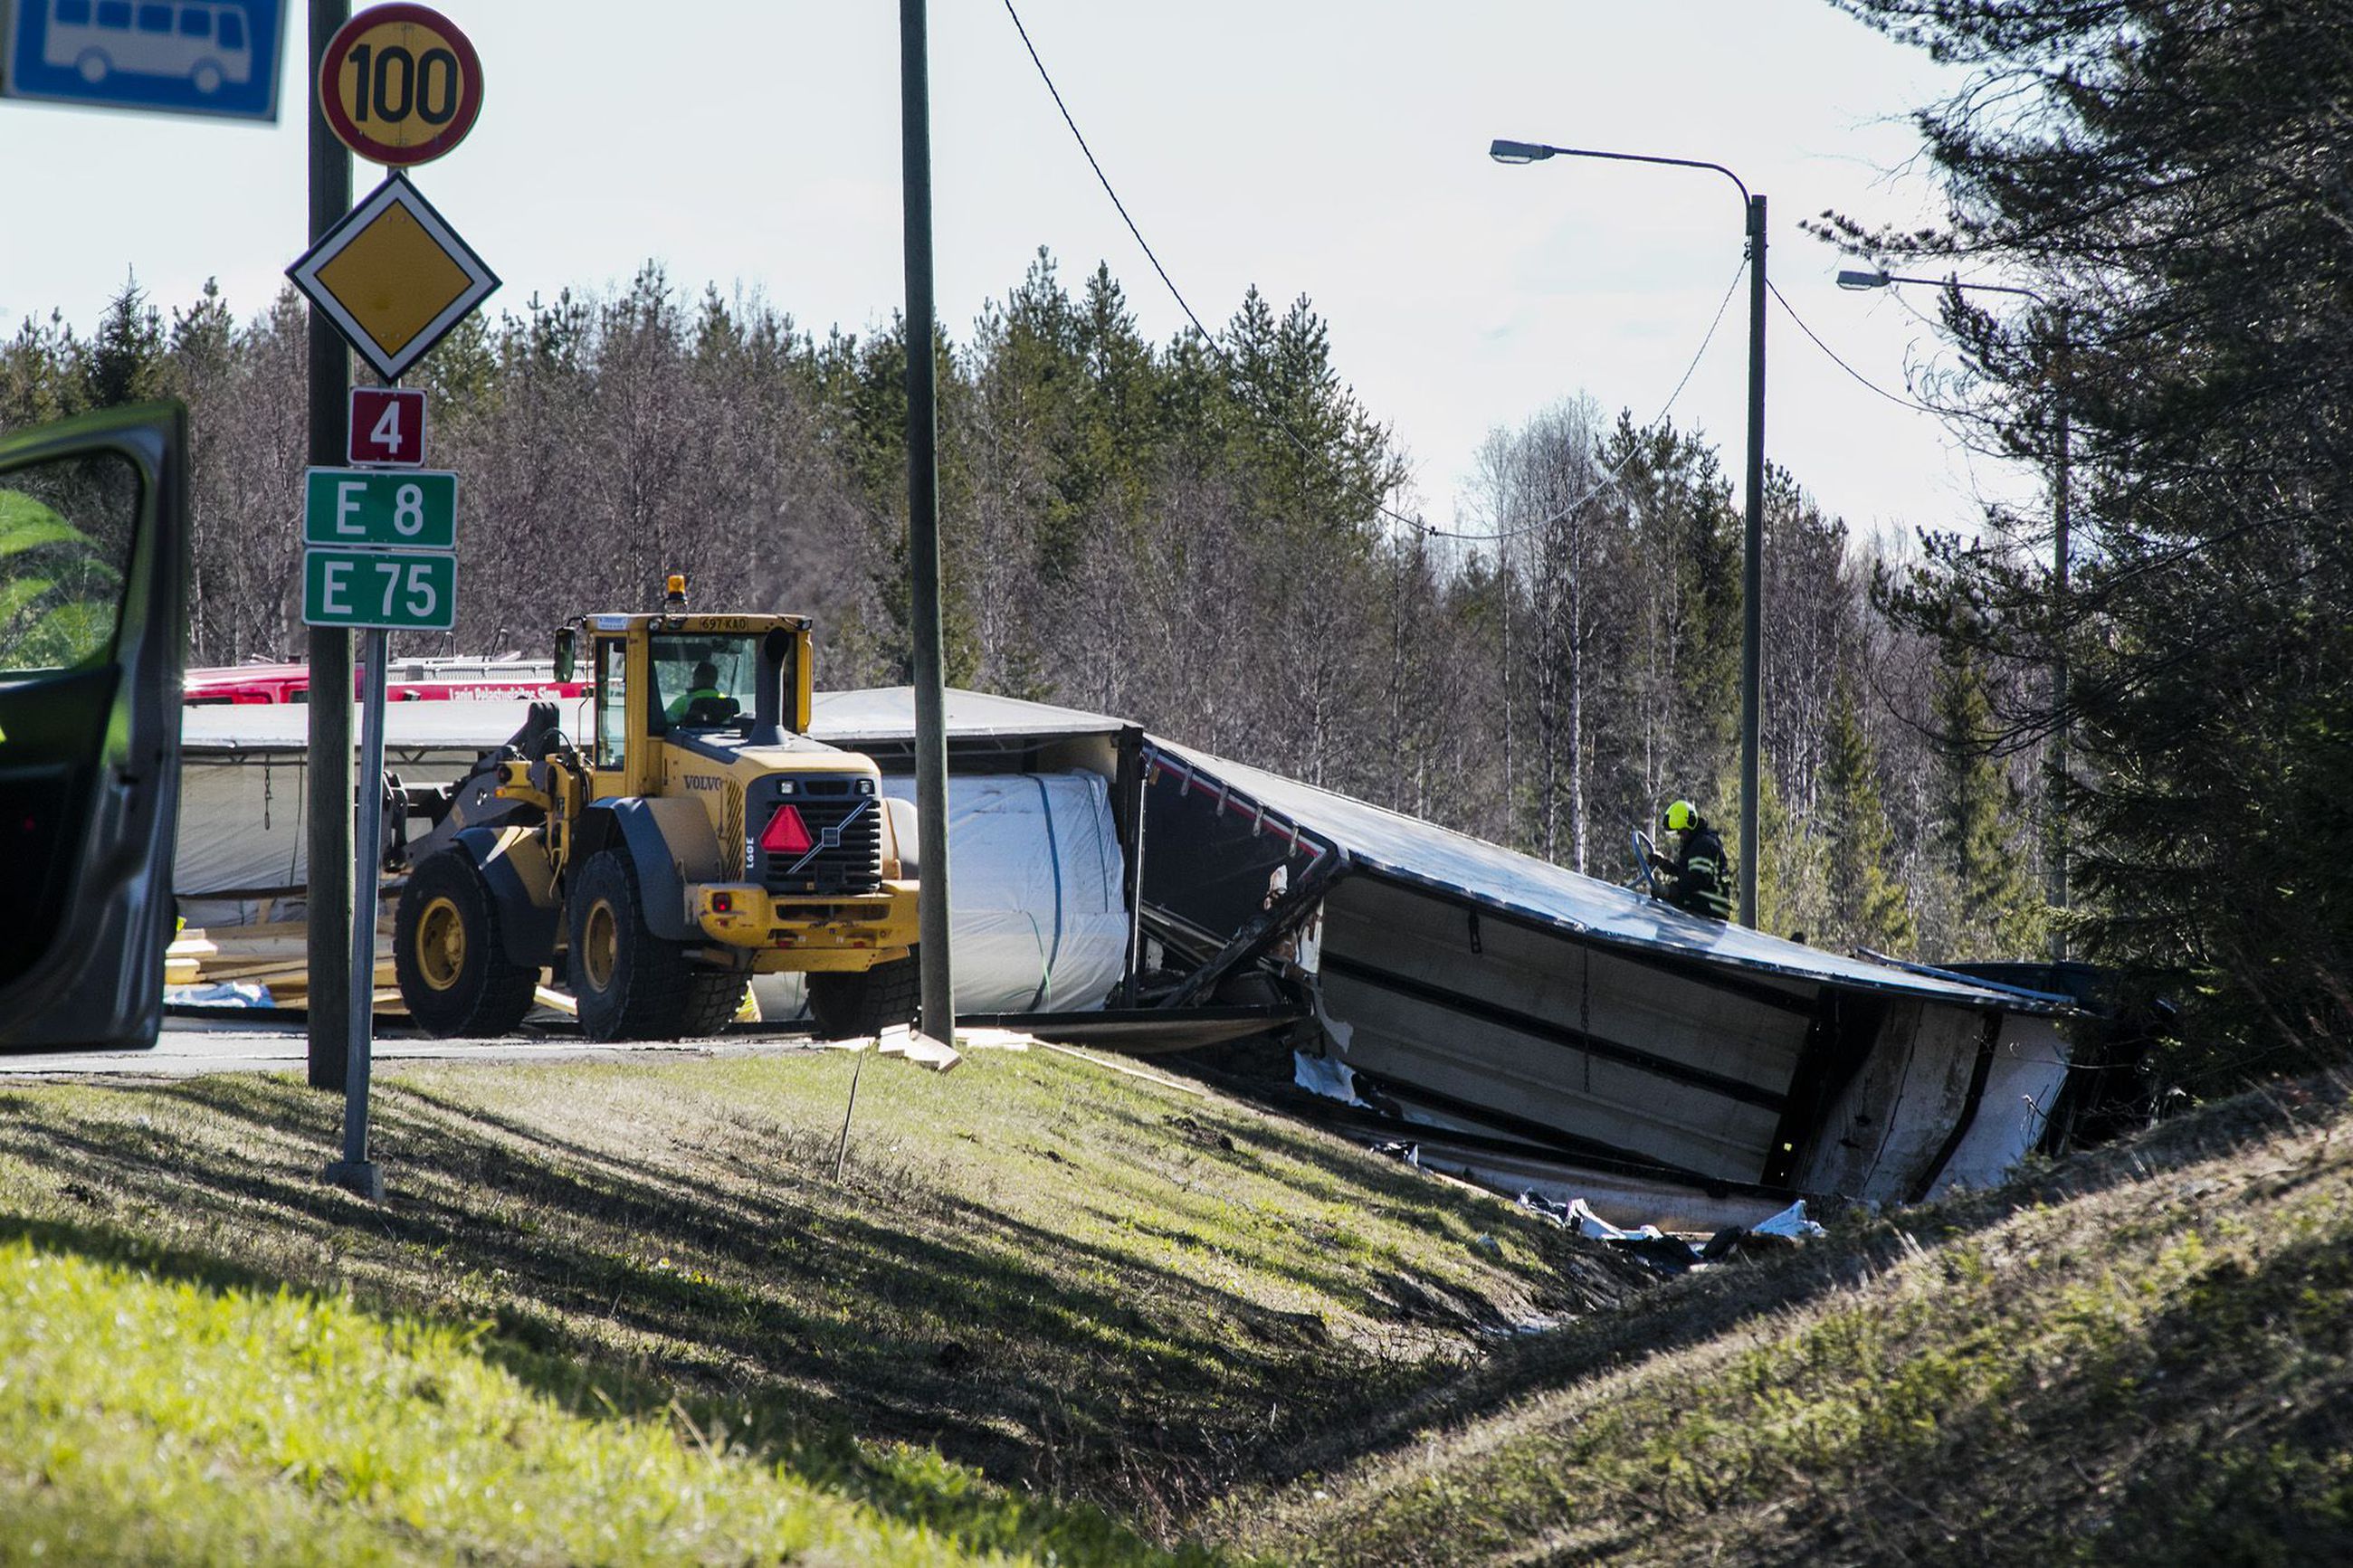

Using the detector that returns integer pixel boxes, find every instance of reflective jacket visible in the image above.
[1659,824,1733,921]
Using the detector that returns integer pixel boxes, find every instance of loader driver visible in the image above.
[664,659,729,726]
[1649,799,1733,921]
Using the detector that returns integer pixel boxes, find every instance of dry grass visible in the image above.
[1227,1071,2353,1565]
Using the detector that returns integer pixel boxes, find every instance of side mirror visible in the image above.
[552,626,575,681]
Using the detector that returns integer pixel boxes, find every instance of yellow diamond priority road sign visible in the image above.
[288,171,498,382]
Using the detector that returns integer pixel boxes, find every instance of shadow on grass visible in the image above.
[0,1059,1551,1547]
[1234,1071,2353,1494]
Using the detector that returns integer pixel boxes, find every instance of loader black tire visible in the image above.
[806,949,922,1040]
[566,850,741,1041]
[395,851,540,1039]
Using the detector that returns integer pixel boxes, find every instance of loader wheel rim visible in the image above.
[415,897,467,993]
[582,900,619,992]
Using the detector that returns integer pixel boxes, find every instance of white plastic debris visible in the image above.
[163,981,275,1009]
[1293,1050,1370,1107]
[1752,1200,1828,1239]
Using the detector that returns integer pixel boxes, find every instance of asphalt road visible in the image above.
[0,1015,831,1077]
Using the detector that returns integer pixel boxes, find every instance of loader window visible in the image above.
[593,638,626,770]
[651,633,758,732]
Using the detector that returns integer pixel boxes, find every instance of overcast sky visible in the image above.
[4,1,2042,541]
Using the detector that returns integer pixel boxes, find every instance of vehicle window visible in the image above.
[56,0,93,24]
[136,3,170,32]
[649,633,757,731]
[594,639,627,769]
[0,452,138,674]
[216,7,241,46]
[96,1,130,28]
[178,7,210,36]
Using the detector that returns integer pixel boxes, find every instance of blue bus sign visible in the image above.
[4,0,286,121]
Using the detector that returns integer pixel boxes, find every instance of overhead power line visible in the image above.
[999,0,1220,351]
[1002,0,1439,535]
[1005,0,1748,546]
[1426,255,1748,545]
[1767,279,1940,414]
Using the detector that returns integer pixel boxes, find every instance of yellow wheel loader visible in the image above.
[392,579,920,1041]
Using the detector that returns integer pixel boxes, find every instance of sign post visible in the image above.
[335,620,391,1197]
[302,448,455,1200]
[290,2,489,1198]
[304,0,354,1102]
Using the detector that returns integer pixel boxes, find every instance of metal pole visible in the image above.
[2048,316,2071,962]
[327,627,386,1200]
[900,0,955,1040]
[1123,752,1149,1005]
[1739,193,1766,928]
[305,0,353,1089]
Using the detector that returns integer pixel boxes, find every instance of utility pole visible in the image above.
[1739,193,1766,930]
[900,0,955,1039]
[305,0,351,1090]
[2047,310,2071,963]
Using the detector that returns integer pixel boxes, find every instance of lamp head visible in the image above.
[1836,269,1891,291]
[1489,138,1554,166]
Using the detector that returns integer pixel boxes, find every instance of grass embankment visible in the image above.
[1234,1074,2353,1566]
[0,1042,1644,1563]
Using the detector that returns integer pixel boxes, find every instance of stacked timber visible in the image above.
[166,912,405,1014]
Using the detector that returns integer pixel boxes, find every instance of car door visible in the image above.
[0,401,189,1050]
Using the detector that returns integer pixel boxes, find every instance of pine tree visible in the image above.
[0,311,79,430]
[1755,764,1831,943]
[1829,0,2353,1065]
[1931,630,2043,959]
[80,273,167,411]
[1820,668,1915,955]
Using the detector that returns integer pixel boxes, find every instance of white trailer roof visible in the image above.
[180,687,1128,755]
[1146,738,2063,1014]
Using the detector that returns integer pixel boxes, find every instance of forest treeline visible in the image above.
[0,255,2055,978]
[1819,0,2353,1083]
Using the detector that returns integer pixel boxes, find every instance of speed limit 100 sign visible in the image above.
[319,4,483,166]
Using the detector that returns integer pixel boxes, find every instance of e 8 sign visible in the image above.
[319,4,483,166]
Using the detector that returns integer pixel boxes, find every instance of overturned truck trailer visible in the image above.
[1134,741,2075,1225]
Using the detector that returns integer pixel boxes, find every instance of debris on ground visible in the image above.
[1515,1192,1827,1275]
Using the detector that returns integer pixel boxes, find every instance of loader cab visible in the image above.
[565,613,815,800]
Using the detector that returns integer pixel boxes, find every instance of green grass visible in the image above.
[0,1043,1647,1562]
[1228,1074,2353,1566]
[13,1040,2348,1563]
[0,1238,984,1564]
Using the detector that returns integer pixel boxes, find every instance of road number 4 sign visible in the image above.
[349,387,425,465]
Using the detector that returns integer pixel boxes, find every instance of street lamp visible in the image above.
[1837,268,2072,961]
[1491,137,1768,929]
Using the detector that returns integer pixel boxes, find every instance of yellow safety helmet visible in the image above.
[1663,800,1700,833]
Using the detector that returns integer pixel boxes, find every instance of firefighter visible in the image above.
[1650,799,1733,921]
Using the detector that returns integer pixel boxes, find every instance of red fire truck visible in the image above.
[183,656,587,705]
